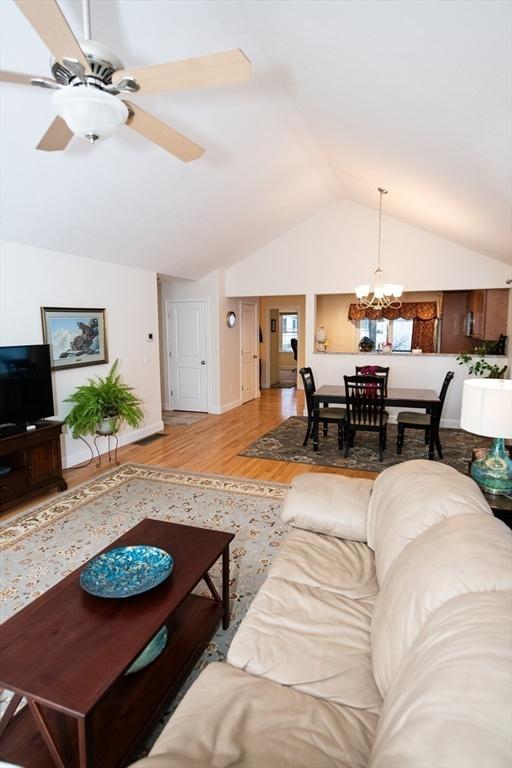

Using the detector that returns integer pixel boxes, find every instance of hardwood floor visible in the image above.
[8,388,375,518]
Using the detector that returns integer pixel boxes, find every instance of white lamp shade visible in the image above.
[460,379,512,439]
[52,86,128,141]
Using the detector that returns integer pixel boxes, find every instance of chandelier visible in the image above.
[355,187,403,310]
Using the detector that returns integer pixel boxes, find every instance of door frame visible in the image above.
[240,299,259,404]
[165,298,208,412]
[264,304,300,389]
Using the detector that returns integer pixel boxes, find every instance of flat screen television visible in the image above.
[0,344,55,426]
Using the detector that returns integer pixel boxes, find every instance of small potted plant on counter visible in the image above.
[358,336,375,353]
[64,360,144,437]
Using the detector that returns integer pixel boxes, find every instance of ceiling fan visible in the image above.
[0,0,251,160]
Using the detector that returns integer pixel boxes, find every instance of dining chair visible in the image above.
[299,367,346,449]
[396,371,454,459]
[343,375,388,461]
[291,338,298,374]
[355,365,389,396]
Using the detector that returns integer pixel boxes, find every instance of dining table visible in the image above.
[312,385,442,460]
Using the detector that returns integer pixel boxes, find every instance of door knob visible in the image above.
[201,360,206,365]
[253,355,257,359]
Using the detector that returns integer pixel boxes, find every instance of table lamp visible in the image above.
[460,379,512,495]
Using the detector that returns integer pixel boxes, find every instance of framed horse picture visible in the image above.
[41,307,108,370]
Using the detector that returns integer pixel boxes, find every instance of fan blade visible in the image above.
[36,116,73,151]
[124,102,204,162]
[0,69,40,85]
[114,49,250,94]
[15,0,90,73]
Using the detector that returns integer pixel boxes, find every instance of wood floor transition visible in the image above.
[7,388,375,519]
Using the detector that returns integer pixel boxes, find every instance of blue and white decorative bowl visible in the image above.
[125,626,168,675]
[80,545,173,598]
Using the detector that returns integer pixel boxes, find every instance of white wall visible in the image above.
[219,272,242,413]
[0,241,163,468]
[225,200,510,296]
[159,271,260,415]
[224,200,510,425]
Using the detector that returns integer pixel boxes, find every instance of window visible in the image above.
[358,318,388,349]
[280,312,298,352]
[357,317,413,351]
[391,318,413,352]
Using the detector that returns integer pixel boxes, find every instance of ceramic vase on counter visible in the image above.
[316,326,327,352]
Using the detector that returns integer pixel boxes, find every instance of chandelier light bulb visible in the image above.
[356,285,371,299]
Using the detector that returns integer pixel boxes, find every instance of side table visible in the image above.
[468,456,512,530]
[483,492,512,530]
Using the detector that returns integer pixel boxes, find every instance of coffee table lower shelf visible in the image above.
[0,593,223,768]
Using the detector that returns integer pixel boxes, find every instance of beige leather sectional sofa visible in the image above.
[136,460,512,768]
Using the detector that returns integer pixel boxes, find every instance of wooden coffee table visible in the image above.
[0,518,234,768]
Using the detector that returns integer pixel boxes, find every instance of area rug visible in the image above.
[0,463,289,760]
[239,416,491,474]
[270,381,296,389]
[162,410,209,425]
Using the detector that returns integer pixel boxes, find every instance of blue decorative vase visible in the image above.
[125,626,168,675]
[470,438,512,496]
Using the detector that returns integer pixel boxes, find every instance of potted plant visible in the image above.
[358,336,375,353]
[64,360,144,437]
[457,349,507,379]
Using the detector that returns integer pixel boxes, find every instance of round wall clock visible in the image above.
[226,311,237,328]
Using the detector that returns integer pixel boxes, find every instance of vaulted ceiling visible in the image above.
[1,0,510,279]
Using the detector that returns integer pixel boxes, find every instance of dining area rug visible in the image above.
[239,416,490,474]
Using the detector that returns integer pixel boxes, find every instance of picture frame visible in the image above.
[41,307,108,370]
[271,318,277,333]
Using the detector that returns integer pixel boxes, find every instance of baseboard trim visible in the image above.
[62,420,165,469]
[209,398,243,415]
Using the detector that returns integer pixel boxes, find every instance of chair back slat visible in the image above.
[344,375,386,428]
[438,371,454,412]
[299,367,316,417]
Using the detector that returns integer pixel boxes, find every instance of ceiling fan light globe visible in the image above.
[51,86,128,141]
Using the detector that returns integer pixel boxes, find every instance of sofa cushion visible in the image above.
[370,591,512,768]
[267,527,378,599]
[134,663,378,768]
[281,472,373,541]
[228,574,382,710]
[371,513,512,696]
[366,459,491,584]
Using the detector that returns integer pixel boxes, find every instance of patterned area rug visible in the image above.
[239,416,491,474]
[270,382,296,389]
[162,410,209,425]
[0,464,289,761]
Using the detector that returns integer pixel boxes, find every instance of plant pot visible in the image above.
[97,416,118,435]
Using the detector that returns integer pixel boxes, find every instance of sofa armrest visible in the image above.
[281,473,373,541]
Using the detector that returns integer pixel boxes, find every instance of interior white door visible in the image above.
[167,300,208,412]
[241,302,257,404]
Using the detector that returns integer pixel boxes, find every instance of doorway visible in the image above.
[166,300,208,412]
[259,296,304,389]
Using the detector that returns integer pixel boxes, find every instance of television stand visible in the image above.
[0,422,67,514]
